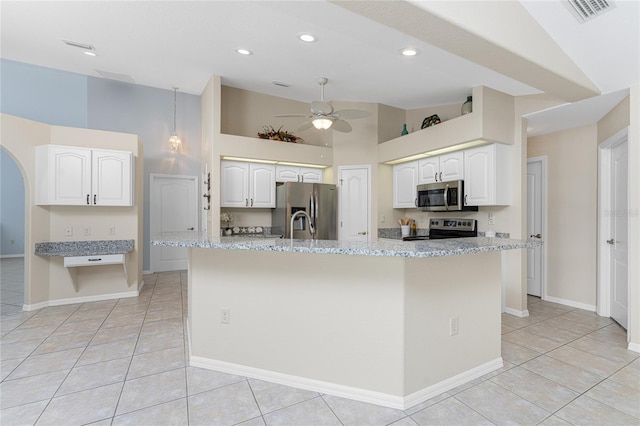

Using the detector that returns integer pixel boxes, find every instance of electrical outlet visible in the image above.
[381,215,385,224]
[108,226,116,235]
[64,226,73,236]
[83,226,91,236]
[221,308,230,324]
[450,317,459,336]
[488,212,495,226]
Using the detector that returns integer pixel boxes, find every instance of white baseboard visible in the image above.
[628,341,640,353]
[504,307,529,317]
[22,289,140,311]
[543,295,596,312]
[0,254,24,259]
[190,356,503,410]
[143,270,152,275]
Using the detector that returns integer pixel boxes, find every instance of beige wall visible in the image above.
[0,114,143,307]
[528,125,598,306]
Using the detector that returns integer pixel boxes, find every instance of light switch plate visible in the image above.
[64,226,73,236]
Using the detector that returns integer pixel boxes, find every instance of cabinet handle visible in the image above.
[439,172,442,181]
[250,198,254,207]
[86,194,90,205]
[434,173,438,182]
[245,198,248,207]
[465,194,468,205]
[358,231,367,235]
[93,194,97,205]
[415,198,418,207]
[301,175,304,182]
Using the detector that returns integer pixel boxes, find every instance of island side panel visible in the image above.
[189,248,406,396]
[404,251,502,394]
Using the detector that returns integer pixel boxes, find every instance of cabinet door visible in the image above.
[249,164,276,208]
[92,150,133,206]
[392,161,418,208]
[418,158,439,184]
[439,152,464,182]
[464,145,494,206]
[275,165,300,182]
[43,146,92,205]
[221,161,250,207]
[299,167,323,183]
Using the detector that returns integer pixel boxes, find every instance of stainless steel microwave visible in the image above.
[416,180,478,212]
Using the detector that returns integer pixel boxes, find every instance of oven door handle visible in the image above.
[444,184,450,211]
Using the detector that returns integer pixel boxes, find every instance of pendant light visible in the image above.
[168,87,182,152]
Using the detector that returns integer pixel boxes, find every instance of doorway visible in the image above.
[0,148,26,314]
[150,174,199,272]
[598,128,629,329]
[526,157,546,298]
[338,165,370,242]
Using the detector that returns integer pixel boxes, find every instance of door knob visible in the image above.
[607,239,615,245]
[530,234,542,239]
[358,231,367,235]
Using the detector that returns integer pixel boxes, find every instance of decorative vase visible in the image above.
[401,124,408,136]
[461,96,473,115]
[224,228,233,236]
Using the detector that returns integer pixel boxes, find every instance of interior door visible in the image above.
[150,174,198,272]
[339,166,370,242]
[526,159,544,297]
[609,141,628,328]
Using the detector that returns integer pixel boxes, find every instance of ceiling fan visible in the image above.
[274,77,369,133]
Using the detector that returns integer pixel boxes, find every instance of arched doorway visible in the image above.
[0,147,26,314]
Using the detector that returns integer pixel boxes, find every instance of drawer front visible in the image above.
[64,254,125,267]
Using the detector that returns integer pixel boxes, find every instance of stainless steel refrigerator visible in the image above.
[272,182,337,240]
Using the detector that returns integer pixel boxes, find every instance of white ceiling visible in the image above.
[1,1,638,133]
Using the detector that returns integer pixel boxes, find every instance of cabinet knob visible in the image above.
[607,239,615,245]
[358,231,367,235]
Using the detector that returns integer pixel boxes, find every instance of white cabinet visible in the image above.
[36,145,133,206]
[275,165,323,183]
[221,161,276,208]
[392,161,418,208]
[418,152,464,184]
[463,144,511,206]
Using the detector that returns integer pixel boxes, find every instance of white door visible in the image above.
[150,174,198,272]
[527,158,545,297]
[609,140,628,328]
[339,166,370,242]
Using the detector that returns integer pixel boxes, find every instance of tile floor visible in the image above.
[0,258,639,425]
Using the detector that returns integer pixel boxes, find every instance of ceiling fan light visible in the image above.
[312,117,333,130]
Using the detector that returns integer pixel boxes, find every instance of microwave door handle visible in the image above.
[444,184,450,211]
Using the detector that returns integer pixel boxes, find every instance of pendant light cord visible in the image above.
[173,87,178,135]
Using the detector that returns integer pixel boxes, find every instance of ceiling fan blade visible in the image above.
[311,100,333,115]
[295,121,314,132]
[331,119,352,133]
[273,114,312,118]
[334,109,370,120]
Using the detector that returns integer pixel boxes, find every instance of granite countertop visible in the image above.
[152,232,541,259]
[35,240,134,257]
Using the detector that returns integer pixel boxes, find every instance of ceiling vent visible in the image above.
[566,0,615,23]
[62,40,95,51]
[95,69,135,84]
[272,80,292,88]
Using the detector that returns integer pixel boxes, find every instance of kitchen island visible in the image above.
[153,233,539,410]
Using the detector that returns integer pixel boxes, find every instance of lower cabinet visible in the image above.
[221,161,276,208]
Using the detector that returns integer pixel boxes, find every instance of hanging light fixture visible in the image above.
[312,117,333,130]
[168,87,182,152]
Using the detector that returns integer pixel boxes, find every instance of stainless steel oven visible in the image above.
[416,180,478,212]
[402,218,477,241]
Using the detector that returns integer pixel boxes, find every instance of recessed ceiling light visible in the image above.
[84,51,97,57]
[400,48,419,57]
[298,33,317,43]
[235,48,253,55]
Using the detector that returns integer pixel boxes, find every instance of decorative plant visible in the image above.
[257,125,303,143]
[220,212,233,228]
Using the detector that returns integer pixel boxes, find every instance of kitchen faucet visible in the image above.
[290,210,315,242]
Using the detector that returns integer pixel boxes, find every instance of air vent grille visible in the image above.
[566,0,615,23]
[63,40,95,51]
[272,81,291,88]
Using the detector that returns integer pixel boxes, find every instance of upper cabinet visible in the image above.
[221,160,276,208]
[418,152,464,184]
[275,165,323,183]
[392,161,418,208]
[36,145,134,206]
[463,144,511,206]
